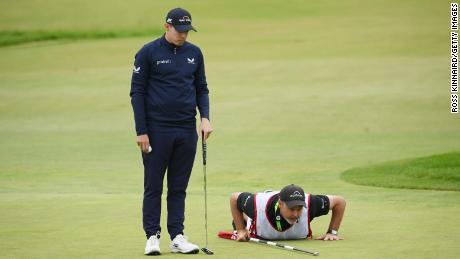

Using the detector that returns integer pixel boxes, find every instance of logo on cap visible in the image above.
[290,191,303,198]
[179,16,191,23]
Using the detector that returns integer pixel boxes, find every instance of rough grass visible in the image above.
[341,152,460,191]
[0,29,162,47]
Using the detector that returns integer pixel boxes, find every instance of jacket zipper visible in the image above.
[174,47,178,68]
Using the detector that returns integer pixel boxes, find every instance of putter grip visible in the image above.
[202,132,207,165]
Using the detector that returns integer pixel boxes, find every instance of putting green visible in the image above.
[1,0,459,258]
[342,152,460,191]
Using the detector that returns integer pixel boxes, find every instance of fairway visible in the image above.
[1,1,459,258]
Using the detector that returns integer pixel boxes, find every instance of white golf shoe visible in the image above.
[170,234,200,254]
[145,235,161,256]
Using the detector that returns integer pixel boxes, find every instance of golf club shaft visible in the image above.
[249,238,319,256]
[202,132,209,248]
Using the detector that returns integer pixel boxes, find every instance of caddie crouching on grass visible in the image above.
[229,184,346,241]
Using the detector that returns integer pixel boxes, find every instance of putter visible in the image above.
[201,132,214,255]
[217,231,319,256]
[249,238,319,256]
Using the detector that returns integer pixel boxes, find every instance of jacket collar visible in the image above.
[160,34,186,51]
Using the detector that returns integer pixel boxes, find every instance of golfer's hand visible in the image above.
[235,229,250,242]
[200,118,213,142]
[136,134,150,153]
[315,233,344,241]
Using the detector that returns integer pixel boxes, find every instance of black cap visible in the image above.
[165,8,197,32]
[279,184,306,208]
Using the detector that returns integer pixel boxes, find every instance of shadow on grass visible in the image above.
[341,152,460,191]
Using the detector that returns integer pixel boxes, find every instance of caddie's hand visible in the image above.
[200,118,213,142]
[235,229,250,242]
[315,233,344,241]
[136,134,150,153]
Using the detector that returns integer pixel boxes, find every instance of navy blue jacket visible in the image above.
[130,35,209,135]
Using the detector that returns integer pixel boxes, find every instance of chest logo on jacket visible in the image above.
[156,59,172,66]
[187,58,195,64]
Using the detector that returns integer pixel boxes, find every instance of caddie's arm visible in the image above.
[230,192,250,242]
[315,195,346,241]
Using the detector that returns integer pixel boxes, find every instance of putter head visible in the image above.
[201,247,214,255]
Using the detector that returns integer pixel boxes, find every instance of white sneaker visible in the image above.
[170,234,200,254]
[145,235,161,256]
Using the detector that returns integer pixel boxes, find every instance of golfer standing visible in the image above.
[130,7,213,255]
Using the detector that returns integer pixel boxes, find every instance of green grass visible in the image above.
[0,29,162,47]
[1,0,460,258]
[341,152,460,191]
